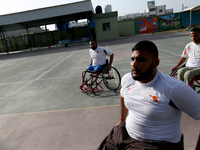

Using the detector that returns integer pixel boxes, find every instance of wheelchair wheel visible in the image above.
[170,64,186,77]
[170,68,178,77]
[102,66,121,90]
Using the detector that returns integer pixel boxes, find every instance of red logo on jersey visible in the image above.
[124,87,131,96]
[149,95,158,103]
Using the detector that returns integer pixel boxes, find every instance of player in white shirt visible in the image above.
[97,40,200,150]
[172,27,200,85]
[87,39,114,72]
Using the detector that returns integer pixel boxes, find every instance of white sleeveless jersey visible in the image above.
[120,71,200,143]
[89,46,112,66]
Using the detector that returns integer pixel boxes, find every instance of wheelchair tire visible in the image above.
[102,66,121,90]
[170,64,186,77]
[170,68,178,77]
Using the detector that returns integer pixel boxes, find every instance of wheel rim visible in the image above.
[102,67,121,90]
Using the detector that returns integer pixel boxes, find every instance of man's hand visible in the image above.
[115,121,124,126]
[171,57,186,72]
[107,64,112,71]
[171,66,178,72]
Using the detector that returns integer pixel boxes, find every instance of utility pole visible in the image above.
[182,4,188,11]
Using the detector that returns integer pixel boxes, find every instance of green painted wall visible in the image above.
[94,12,119,41]
[134,19,138,35]
[158,13,181,31]
[118,20,135,36]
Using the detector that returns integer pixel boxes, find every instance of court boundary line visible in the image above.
[36,52,74,80]
[0,105,120,117]
[159,48,180,56]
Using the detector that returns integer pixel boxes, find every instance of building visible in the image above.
[94,11,119,41]
[118,1,173,21]
[145,1,173,16]
[105,5,112,13]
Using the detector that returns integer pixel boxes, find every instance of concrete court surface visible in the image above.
[0,31,199,150]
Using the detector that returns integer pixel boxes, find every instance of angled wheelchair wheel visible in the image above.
[102,66,121,90]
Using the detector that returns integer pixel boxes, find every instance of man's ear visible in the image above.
[153,58,159,68]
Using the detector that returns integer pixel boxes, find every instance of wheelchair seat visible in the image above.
[87,63,108,73]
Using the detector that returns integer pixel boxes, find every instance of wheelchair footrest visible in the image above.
[79,80,104,93]
[79,84,103,93]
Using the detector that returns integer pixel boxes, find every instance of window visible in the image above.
[159,9,163,13]
[102,23,111,31]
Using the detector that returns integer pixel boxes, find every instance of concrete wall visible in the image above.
[118,20,135,36]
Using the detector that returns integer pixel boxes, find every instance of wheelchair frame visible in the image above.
[79,66,121,93]
[189,75,200,93]
[170,65,200,94]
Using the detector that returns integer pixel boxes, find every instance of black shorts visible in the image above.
[97,122,184,150]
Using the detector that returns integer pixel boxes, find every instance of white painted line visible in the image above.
[0,105,120,117]
[36,52,73,80]
[0,73,80,86]
[159,48,180,56]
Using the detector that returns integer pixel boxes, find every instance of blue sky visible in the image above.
[0,0,199,16]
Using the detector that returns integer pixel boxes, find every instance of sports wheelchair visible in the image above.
[79,64,121,93]
[170,64,200,94]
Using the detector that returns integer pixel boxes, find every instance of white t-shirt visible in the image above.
[120,71,200,143]
[181,42,200,67]
[89,46,112,66]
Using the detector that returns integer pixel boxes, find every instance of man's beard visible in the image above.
[91,46,97,50]
[132,63,153,81]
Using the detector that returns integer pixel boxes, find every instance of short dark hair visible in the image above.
[190,27,200,33]
[132,40,158,58]
[90,39,97,44]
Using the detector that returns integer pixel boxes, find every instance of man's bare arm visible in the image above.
[171,57,186,71]
[116,94,128,126]
[107,53,114,70]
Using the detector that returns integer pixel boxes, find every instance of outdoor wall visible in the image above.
[6,36,28,51]
[0,40,7,53]
[73,26,89,39]
[118,20,135,36]
[94,12,119,41]
[182,10,200,27]
[53,30,72,42]
[158,13,181,31]
[137,17,158,34]
[0,26,91,52]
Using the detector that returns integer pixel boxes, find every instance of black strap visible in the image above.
[103,50,107,55]
[169,99,179,110]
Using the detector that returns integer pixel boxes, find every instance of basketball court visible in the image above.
[0,31,199,150]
